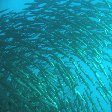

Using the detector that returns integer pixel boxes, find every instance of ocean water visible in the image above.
[0,0,33,11]
[0,0,112,112]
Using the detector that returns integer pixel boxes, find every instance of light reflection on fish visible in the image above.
[0,0,112,112]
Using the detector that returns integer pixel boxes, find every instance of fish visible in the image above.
[0,0,112,112]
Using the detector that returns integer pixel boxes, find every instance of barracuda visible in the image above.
[0,0,112,112]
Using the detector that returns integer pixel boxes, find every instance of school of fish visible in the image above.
[0,0,112,112]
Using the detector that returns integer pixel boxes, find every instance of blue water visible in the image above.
[0,0,33,11]
[0,0,112,112]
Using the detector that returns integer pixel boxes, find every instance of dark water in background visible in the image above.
[0,0,112,112]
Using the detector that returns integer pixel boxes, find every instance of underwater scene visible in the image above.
[0,0,112,112]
